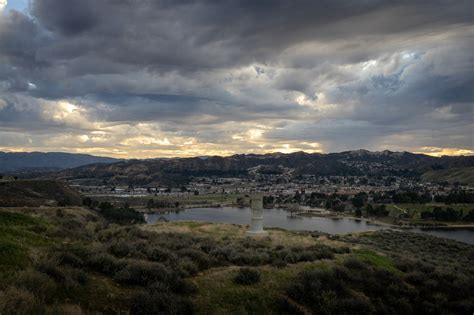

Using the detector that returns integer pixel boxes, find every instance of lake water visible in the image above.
[146,207,474,245]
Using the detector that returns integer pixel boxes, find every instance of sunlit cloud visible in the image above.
[0,0,472,157]
[415,147,474,157]
[0,0,7,11]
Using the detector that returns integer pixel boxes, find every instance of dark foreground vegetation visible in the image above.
[0,206,473,314]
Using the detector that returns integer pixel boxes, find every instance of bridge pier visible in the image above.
[246,194,268,236]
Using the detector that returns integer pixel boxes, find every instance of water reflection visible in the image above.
[146,206,386,234]
[145,207,474,245]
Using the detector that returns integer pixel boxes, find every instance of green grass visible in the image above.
[0,241,29,270]
[0,211,45,226]
[422,166,474,185]
[193,262,327,314]
[352,249,399,273]
[170,221,209,229]
[0,211,53,275]
[385,203,473,220]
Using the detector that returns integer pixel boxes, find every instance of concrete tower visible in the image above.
[246,194,268,236]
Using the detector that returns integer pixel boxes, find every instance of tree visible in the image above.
[462,210,474,222]
[365,204,374,216]
[333,201,346,212]
[82,197,93,208]
[147,199,155,209]
[293,190,302,203]
[351,196,365,210]
[375,204,387,216]
[263,196,275,207]
[420,211,432,219]
[99,202,114,211]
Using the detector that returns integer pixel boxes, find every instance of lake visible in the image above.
[145,207,474,245]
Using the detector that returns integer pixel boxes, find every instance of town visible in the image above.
[73,172,474,228]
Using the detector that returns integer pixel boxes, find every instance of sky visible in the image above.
[0,0,472,158]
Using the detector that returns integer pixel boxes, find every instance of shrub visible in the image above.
[14,270,56,302]
[283,252,300,264]
[53,251,84,267]
[168,278,198,295]
[114,260,170,285]
[274,296,305,315]
[55,209,64,217]
[35,257,65,283]
[178,248,213,270]
[87,253,125,275]
[287,269,349,311]
[176,258,199,277]
[233,268,261,285]
[60,266,89,288]
[128,289,193,315]
[271,259,287,268]
[0,287,45,315]
[146,246,177,263]
[343,258,370,271]
[34,256,89,289]
[109,241,133,258]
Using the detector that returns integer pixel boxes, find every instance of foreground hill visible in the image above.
[53,150,474,186]
[421,166,474,186]
[0,152,119,173]
[0,207,472,314]
[0,180,83,207]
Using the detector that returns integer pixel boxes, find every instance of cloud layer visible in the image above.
[0,0,472,157]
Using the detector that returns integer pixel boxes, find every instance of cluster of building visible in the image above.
[76,173,472,202]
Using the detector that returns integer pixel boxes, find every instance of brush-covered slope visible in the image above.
[422,166,474,185]
[53,151,474,186]
[0,209,473,314]
[0,180,83,207]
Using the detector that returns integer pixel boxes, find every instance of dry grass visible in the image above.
[144,221,345,250]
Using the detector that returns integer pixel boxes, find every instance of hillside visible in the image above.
[0,152,119,173]
[0,208,473,314]
[0,180,83,207]
[52,150,474,186]
[422,166,474,185]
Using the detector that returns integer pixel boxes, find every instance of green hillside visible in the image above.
[422,166,474,185]
[0,180,83,207]
[0,207,473,314]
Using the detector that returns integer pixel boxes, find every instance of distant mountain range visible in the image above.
[0,152,119,173]
[51,150,474,186]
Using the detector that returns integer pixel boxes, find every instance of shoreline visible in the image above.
[142,205,474,232]
[291,210,474,230]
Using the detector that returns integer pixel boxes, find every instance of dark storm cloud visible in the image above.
[0,0,472,155]
[26,0,473,70]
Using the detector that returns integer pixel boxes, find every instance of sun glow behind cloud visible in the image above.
[0,1,472,158]
[0,0,7,11]
[415,147,474,157]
